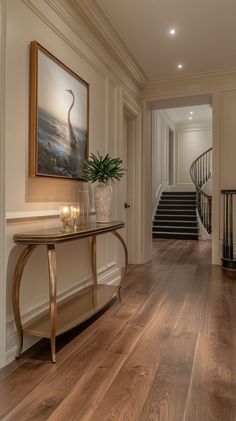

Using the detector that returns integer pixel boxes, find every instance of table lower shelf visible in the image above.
[23,283,118,339]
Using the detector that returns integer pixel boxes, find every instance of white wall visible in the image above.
[152,111,212,212]
[175,124,212,189]
[152,111,173,215]
[3,0,142,365]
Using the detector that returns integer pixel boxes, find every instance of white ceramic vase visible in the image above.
[94,182,112,223]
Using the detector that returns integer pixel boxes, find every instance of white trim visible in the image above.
[21,0,141,100]
[71,0,147,87]
[6,209,96,222]
[6,210,59,220]
[158,110,175,131]
[175,123,212,131]
[6,263,120,364]
[144,68,236,89]
[0,0,6,369]
[152,183,165,221]
[118,89,143,263]
[196,209,212,240]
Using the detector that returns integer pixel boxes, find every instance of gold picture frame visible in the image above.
[29,41,89,181]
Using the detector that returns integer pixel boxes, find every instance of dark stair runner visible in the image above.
[153,191,198,240]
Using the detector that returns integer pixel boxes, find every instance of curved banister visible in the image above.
[190,147,212,200]
[190,147,212,234]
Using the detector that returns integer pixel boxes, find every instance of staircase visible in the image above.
[152,191,198,240]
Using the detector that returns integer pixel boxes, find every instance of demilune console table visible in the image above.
[12,221,127,363]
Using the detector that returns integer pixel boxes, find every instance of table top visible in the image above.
[13,221,125,245]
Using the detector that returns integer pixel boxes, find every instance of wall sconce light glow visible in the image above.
[177,64,183,69]
[169,28,176,35]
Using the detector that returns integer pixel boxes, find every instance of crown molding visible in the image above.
[66,0,147,88]
[145,67,236,88]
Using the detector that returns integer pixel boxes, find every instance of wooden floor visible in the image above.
[1,239,236,420]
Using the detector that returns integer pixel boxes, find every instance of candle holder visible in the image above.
[70,205,81,231]
[59,206,72,232]
[77,189,90,228]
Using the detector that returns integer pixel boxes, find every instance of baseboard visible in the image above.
[196,209,212,240]
[5,263,120,365]
[152,183,165,220]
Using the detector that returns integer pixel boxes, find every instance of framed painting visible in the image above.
[29,41,89,180]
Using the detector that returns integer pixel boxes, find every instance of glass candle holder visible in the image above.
[59,206,71,231]
[70,205,80,230]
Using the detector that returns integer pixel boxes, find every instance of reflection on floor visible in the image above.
[0,239,236,420]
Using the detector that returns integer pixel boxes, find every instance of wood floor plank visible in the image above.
[139,331,197,421]
[1,240,236,421]
[183,333,236,421]
[86,265,196,420]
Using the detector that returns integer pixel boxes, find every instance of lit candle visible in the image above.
[70,205,80,230]
[59,206,71,230]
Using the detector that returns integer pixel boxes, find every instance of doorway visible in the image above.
[152,103,213,241]
[119,90,143,264]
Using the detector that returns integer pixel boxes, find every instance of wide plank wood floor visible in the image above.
[1,239,236,420]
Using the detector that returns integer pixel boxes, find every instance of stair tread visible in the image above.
[154,191,198,240]
[153,231,198,235]
[153,225,199,229]
[153,219,197,223]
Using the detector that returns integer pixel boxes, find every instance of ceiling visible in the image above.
[163,105,212,126]
[96,0,236,81]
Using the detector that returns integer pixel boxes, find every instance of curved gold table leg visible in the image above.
[12,245,37,358]
[111,230,128,302]
[47,244,57,363]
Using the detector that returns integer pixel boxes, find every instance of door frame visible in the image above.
[0,0,6,367]
[117,89,143,264]
[142,92,220,265]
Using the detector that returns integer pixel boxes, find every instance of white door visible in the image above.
[123,113,134,261]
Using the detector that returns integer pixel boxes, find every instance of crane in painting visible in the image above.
[66,89,78,151]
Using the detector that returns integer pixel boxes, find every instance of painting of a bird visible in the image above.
[35,43,88,180]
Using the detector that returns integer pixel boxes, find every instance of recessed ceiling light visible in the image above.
[169,28,176,35]
[189,116,193,120]
[190,111,194,115]
[177,64,183,69]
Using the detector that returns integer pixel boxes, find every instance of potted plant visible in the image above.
[84,152,125,223]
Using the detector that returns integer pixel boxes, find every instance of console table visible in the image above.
[12,221,127,363]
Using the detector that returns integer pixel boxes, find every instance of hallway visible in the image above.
[1,240,236,420]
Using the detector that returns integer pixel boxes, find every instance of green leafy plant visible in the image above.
[84,152,126,183]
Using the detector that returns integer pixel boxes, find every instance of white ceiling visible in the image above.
[96,0,236,80]
[163,105,212,126]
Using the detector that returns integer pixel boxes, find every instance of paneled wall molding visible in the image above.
[158,110,175,131]
[21,0,141,99]
[0,0,6,368]
[176,124,212,187]
[6,263,120,364]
